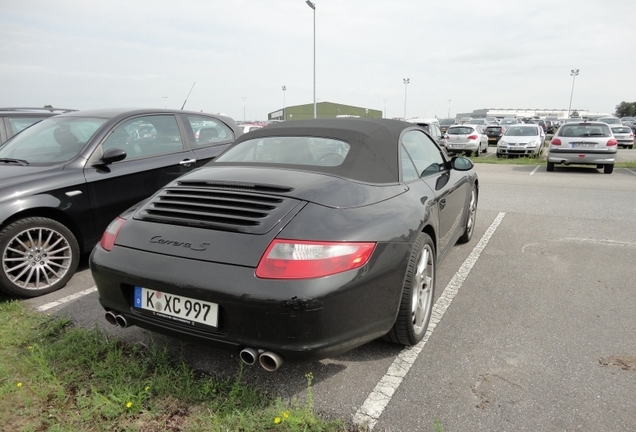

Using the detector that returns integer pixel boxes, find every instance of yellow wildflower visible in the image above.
[126,402,133,408]
[282,411,290,419]
[17,382,23,388]
[145,386,150,391]
[274,417,281,424]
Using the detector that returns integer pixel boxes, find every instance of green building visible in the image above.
[268,101,382,121]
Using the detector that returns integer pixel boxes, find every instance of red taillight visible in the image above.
[255,239,376,279]
[551,138,562,146]
[606,139,617,146]
[99,217,126,251]
[467,134,478,140]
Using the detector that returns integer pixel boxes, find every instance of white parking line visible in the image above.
[36,286,97,312]
[625,168,636,176]
[353,212,507,430]
[529,166,540,176]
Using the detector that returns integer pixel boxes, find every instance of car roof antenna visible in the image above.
[180,82,196,110]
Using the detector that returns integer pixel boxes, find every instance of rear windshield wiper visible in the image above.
[0,157,30,166]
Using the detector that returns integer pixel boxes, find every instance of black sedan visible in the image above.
[90,118,478,369]
[0,108,240,297]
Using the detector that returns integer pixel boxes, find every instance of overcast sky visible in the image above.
[2,0,635,121]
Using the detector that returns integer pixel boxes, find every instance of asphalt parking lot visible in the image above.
[25,163,636,431]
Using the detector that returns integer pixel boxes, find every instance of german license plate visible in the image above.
[133,286,219,328]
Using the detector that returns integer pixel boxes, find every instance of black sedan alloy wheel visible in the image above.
[385,232,436,345]
[0,217,79,297]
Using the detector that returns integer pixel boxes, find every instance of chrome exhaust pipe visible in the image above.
[239,347,259,365]
[259,351,284,372]
[115,315,128,328]
[105,311,118,326]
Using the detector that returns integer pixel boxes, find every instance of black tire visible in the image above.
[547,161,555,172]
[604,164,614,174]
[496,152,503,158]
[629,145,633,150]
[482,144,488,154]
[0,217,80,297]
[473,148,480,158]
[458,184,478,244]
[384,232,436,346]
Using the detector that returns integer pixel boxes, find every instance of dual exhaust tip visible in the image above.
[105,312,284,371]
[240,347,284,372]
[104,311,129,328]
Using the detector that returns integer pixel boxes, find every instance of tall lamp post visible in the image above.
[306,1,316,119]
[383,98,388,118]
[162,96,168,109]
[447,99,452,118]
[282,85,287,120]
[567,69,579,118]
[241,97,247,122]
[403,78,410,119]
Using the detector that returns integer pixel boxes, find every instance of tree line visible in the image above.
[614,102,636,117]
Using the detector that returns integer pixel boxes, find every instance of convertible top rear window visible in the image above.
[216,137,350,167]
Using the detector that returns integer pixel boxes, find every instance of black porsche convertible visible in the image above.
[90,118,478,370]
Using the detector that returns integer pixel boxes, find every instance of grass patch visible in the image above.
[0,300,352,431]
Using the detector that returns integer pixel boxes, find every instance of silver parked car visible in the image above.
[597,116,622,126]
[611,126,634,149]
[445,125,488,157]
[496,124,545,158]
[547,121,617,174]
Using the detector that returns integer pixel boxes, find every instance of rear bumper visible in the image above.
[90,242,410,362]
[548,149,617,165]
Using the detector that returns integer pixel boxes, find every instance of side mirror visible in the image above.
[451,156,473,171]
[100,148,127,165]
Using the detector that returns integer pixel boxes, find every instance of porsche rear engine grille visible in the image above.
[136,186,300,234]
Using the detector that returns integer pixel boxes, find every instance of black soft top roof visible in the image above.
[227,118,416,184]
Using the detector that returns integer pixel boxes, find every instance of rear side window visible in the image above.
[186,115,234,147]
[559,124,611,137]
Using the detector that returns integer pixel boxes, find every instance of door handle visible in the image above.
[180,158,197,166]
[440,198,447,209]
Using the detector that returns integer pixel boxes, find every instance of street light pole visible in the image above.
[241,97,247,122]
[282,85,287,120]
[306,1,316,119]
[403,78,410,119]
[162,97,168,109]
[447,99,452,118]
[567,69,579,118]
[383,98,388,118]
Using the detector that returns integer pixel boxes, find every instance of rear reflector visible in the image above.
[99,217,126,251]
[256,240,376,279]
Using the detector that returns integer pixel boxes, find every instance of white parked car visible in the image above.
[445,125,488,157]
[496,124,545,158]
[547,121,617,174]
